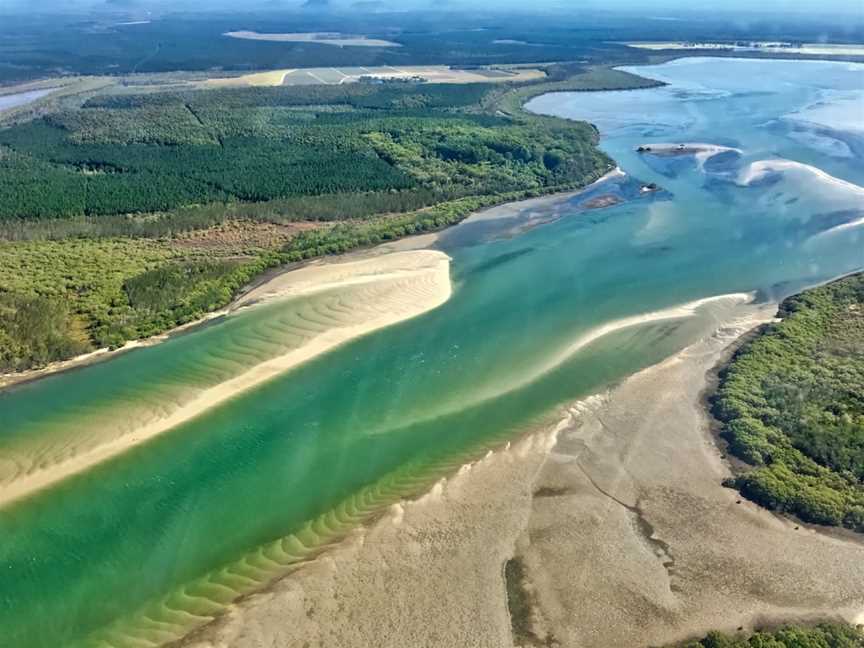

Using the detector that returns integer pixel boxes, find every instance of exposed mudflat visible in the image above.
[517,302,864,647]
[181,300,864,648]
[181,428,558,648]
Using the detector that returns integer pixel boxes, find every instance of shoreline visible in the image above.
[388,292,755,430]
[0,307,232,391]
[0,250,452,510]
[0,169,625,393]
[179,297,864,648]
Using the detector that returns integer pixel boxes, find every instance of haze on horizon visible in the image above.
[3,0,863,17]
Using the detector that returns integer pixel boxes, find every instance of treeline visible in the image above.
[280,173,608,261]
[0,172,609,373]
[485,65,666,118]
[665,623,864,648]
[115,258,273,343]
[0,188,452,241]
[82,83,492,112]
[713,273,864,532]
[0,236,278,372]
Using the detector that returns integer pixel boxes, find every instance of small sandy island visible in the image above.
[637,142,742,166]
[739,158,864,196]
[0,250,452,510]
[179,298,864,648]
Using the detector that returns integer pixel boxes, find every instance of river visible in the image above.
[0,57,862,647]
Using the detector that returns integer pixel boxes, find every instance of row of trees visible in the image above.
[83,83,493,112]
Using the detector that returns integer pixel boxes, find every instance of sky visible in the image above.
[2,0,862,16]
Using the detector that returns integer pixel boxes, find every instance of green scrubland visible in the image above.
[714,273,864,533]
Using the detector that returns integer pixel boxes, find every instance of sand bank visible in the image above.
[349,167,626,256]
[0,250,452,509]
[181,298,864,648]
[787,96,864,135]
[467,167,626,224]
[513,303,864,646]
[738,158,864,196]
[371,292,753,436]
[638,142,742,171]
[815,214,864,237]
[180,417,560,648]
[0,172,621,392]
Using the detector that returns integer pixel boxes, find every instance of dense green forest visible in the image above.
[0,9,861,85]
[0,66,623,373]
[0,82,606,220]
[664,623,864,648]
[713,273,864,532]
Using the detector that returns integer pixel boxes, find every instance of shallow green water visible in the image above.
[1,58,862,647]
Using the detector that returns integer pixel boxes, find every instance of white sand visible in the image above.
[816,214,864,237]
[738,159,864,196]
[466,167,625,224]
[181,422,560,648]
[516,303,864,646]
[181,299,864,648]
[0,250,452,509]
[377,292,754,435]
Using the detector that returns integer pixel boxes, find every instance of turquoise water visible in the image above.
[1,58,863,647]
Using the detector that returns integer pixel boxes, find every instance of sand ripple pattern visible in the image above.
[69,292,753,648]
[73,427,517,648]
[0,251,452,509]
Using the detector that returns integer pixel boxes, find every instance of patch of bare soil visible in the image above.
[172,220,321,253]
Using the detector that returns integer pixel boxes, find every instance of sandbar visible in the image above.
[179,298,864,648]
[0,250,452,509]
[738,158,864,196]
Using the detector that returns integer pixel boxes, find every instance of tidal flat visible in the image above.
[181,300,863,648]
[1,57,863,647]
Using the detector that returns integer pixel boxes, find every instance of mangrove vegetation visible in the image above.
[713,273,864,532]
